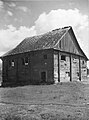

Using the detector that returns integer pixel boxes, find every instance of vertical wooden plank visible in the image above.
[5,59,8,82]
[2,60,4,85]
[52,49,54,83]
[70,55,72,82]
[79,57,81,81]
[16,58,18,82]
[58,52,60,82]
[54,53,58,83]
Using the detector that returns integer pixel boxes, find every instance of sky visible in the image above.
[0,0,89,67]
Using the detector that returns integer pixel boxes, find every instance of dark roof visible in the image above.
[2,26,69,57]
[1,26,88,60]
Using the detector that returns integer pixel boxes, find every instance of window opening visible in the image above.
[11,60,14,67]
[9,60,15,67]
[22,57,29,65]
[61,55,66,61]
[82,60,85,65]
[25,57,28,65]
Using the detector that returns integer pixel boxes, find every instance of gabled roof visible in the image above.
[1,26,88,60]
[69,27,88,60]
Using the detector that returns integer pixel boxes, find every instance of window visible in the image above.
[61,55,66,61]
[41,71,46,82]
[44,54,47,59]
[9,60,15,67]
[11,60,15,67]
[25,57,28,65]
[22,57,29,65]
[82,60,85,65]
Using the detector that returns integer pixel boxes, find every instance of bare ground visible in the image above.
[0,79,89,119]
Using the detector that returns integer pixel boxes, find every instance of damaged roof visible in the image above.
[1,26,88,60]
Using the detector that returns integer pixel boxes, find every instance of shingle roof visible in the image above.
[2,26,70,57]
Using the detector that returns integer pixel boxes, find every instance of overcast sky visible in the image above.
[0,0,89,67]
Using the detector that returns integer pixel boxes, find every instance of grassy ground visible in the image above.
[0,79,89,119]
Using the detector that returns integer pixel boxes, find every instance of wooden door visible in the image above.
[41,71,46,82]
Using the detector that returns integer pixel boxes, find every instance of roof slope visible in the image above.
[2,27,69,57]
[1,26,88,60]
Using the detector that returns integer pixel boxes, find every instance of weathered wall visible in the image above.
[53,50,87,83]
[71,56,79,81]
[17,53,31,83]
[30,49,53,84]
[55,30,84,57]
[54,28,88,82]
[2,49,54,85]
[2,49,87,86]
[54,53,58,83]
[60,53,70,82]
[2,59,8,83]
[81,58,87,79]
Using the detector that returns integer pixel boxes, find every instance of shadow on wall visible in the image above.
[1,79,54,88]
[0,68,2,86]
[87,68,89,75]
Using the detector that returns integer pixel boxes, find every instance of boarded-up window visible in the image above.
[61,55,66,61]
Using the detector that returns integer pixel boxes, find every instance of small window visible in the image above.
[9,60,15,67]
[11,60,14,67]
[44,54,47,59]
[25,57,28,65]
[22,57,28,65]
[82,60,85,65]
[61,55,66,61]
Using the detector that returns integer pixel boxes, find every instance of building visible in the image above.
[0,26,88,86]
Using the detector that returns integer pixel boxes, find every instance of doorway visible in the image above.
[41,71,46,82]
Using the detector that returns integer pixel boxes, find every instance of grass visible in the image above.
[0,78,89,119]
[0,104,88,120]
[0,81,86,105]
